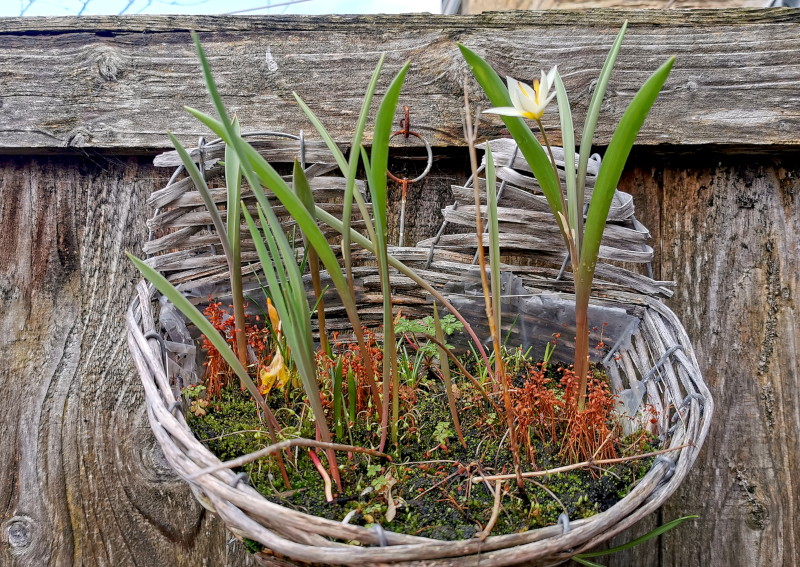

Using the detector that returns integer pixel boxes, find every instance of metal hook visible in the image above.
[386,130,433,184]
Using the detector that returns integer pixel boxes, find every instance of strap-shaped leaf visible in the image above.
[580,56,675,277]
[554,70,578,255]
[577,22,628,213]
[458,44,562,219]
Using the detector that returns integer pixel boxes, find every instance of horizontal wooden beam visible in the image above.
[1,9,798,153]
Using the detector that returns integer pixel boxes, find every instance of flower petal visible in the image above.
[483,106,525,117]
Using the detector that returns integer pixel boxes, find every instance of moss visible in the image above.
[185,367,658,540]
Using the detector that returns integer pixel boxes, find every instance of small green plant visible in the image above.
[460,22,674,409]
[432,421,454,447]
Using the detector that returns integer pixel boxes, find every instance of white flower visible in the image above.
[484,66,558,121]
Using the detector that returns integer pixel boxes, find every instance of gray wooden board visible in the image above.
[1,9,800,152]
[1,11,799,567]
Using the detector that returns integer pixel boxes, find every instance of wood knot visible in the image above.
[3,516,34,550]
[96,50,123,81]
[62,127,92,148]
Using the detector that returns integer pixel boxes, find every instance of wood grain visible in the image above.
[1,10,799,151]
[465,0,767,12]
[1,11,798,567]
[0,155,256,566]
[596,152,800,566]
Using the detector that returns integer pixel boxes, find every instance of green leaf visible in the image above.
[457,44,562,218]
[167,132,232,266]
[579,56,675,280]
[577,22,628,214]
[368,61,410,237]
[554,70,579,256]
[572,556,606,567]
[365,61,410,446]
[243,205,330,442]
[225,117,243,250]
[575,515,697,559]
[126,253,265,410]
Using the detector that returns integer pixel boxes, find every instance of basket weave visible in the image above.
[127,135,713,566]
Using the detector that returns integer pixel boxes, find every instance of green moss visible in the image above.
[185,368,658,540]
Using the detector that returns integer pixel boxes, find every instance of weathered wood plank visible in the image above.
[602,152,800,566]
[0,156,256,566]
[465,0,767,12]
[1,9,799,152]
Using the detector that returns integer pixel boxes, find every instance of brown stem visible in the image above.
[464,83,524,494]
[188,438,392,480]
[470,443,693,483]
[574,281,591,410]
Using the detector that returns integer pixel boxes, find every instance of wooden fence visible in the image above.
[0,9,798,566]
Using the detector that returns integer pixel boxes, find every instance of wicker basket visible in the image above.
[127,135,713,566]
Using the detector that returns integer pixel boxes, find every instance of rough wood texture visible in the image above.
[464,0,767,12]
[608,152,800,567]
[1,9,800,151]
[1,11,798,567]
[0,155,256,566]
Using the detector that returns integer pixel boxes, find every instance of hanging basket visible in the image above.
[127,134,712,566]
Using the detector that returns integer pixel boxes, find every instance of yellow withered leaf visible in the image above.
[259,349,290,396]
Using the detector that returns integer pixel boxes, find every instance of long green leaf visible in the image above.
[225,117,248,367]
[225,117,243,249]
[458,44,563,219]
[184,105,369,342]
[368,61,410,447]
[315,206,491,368]
[292,94,350,174]
[243,206,330,438]
[293,93,378,245]
[294,159,331,354]
[127,253,265,411]
[168,132,232,265]
[577,22,628,214]
[368,62,410,236]
[554,70,578,256]
[294,56,385,285]
[188,85,381,410]
[572,557,606,567]
[575,516,697,559]
[579,56,675,279]
[342,55,385,279]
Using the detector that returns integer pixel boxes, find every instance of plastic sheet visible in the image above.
[440,270,640,365]
[158,294,198,394]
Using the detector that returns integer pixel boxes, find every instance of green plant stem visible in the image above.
[315,207,493,373]
[225,118,248,369]
[433,304,465,448]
